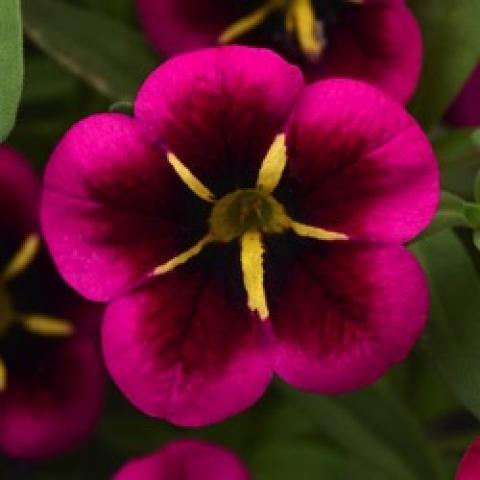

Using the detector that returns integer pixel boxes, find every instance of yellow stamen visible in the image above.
[154,235,213,276]
[291,221,348,241]
[219,2,279,44]
[21,315,74,337]
[0,357,6,392]
[256,134,287,194]
[167,152,215,203]
[240,231,269,320]
[286,0,324,60]
[3,233,40,281]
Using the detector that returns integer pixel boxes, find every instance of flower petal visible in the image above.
[102,254,271,426]
[136,0,232,56]
[0,338,104,459]
[269,241,428,394]
[0,146,39,246]
[135,46,304,196]
[285,79,439,243]
[456,438,480,480]
[320,0,422,103]
[446,64,480,127]
[41,113,208,301]
[115,439,251,480]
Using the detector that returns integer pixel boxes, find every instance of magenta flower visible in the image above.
[42,47,439,427]
[136,0,422,103]
[456,438,480,480]
[114,439,250,479]
[446,64,480,127]
[0,145,104,459]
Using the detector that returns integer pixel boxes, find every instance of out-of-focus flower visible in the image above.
[114,439,250,480]
[456,438,480,480]
[42,47,439,427]
[446,65,480,127]
[0,145,104,459]
[136,0,422,103]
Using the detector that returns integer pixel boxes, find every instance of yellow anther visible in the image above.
[154,235,214,276]
[286,0,324,60]
[219,1,281,44]
[3,233,40,281]
[256,134,287,194]
[240,231,269,320]
[0,357,6,392]
[167,152,215,203]
[291,221,348,241]
[21,315,74,337]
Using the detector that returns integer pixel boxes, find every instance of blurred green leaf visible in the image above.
[23,0,158,101]
[281,383,444,480]
[412,231,480,423]
[109,100,133,115]
[0,0,23,141]
[409,0,480,128]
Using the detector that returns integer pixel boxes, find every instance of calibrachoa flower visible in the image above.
[446,65,480,127]
[456,438,480,480]
[114,440,250,479]
[0,145,104,459]
[136,0,422,103]
[41,47,439,427]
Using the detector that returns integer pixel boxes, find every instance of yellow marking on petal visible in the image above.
[167,152,215,203]
[287,0,324,61]
[256,134,287,194]
[21,315,74,337]
[0,357,6,392]
[240,231,269,320]
[154,235,213,276]
[291,221,348,241]
[3,233,40,281]
[219,2,278,44]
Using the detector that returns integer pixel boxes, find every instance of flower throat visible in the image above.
[219,0,363,62]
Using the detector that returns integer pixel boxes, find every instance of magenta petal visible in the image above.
[321,0,422,103]
[457,438,480,480]
[446,65,480,127]
[0,145,39,240]
[271,242,428,394]
[115,439,251,480]
[136,0,228,56]
[41,113,195,302]
[102,266,271,426]
[286,79,439,243]
[0,339,104,459]
[135,47,304,194]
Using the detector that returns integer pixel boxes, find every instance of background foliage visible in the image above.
[1,0,480,477]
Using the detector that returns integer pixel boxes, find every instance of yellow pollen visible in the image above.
[256,133,287,194]
[240,231,269,320]
[21,315,74,337]
[3,233,41,281]
[167,152,215,203]
[0,357,6,392]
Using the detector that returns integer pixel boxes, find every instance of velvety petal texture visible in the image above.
[446,64,480,127]
[41,47,439,427]
[0,338,103,459]
[456,438,480,480]
[115,440,251,480]
[135,0,422,102]
[286,79,439,243]
[103,261,271,426]
[269,242,428,393]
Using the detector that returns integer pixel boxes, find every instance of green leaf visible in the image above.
[0,0,23,141]
[412,231,480,422]
[409,0,480,128]
[280,382,444,480]
[109,100,133,115]
[23,0,158,101]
